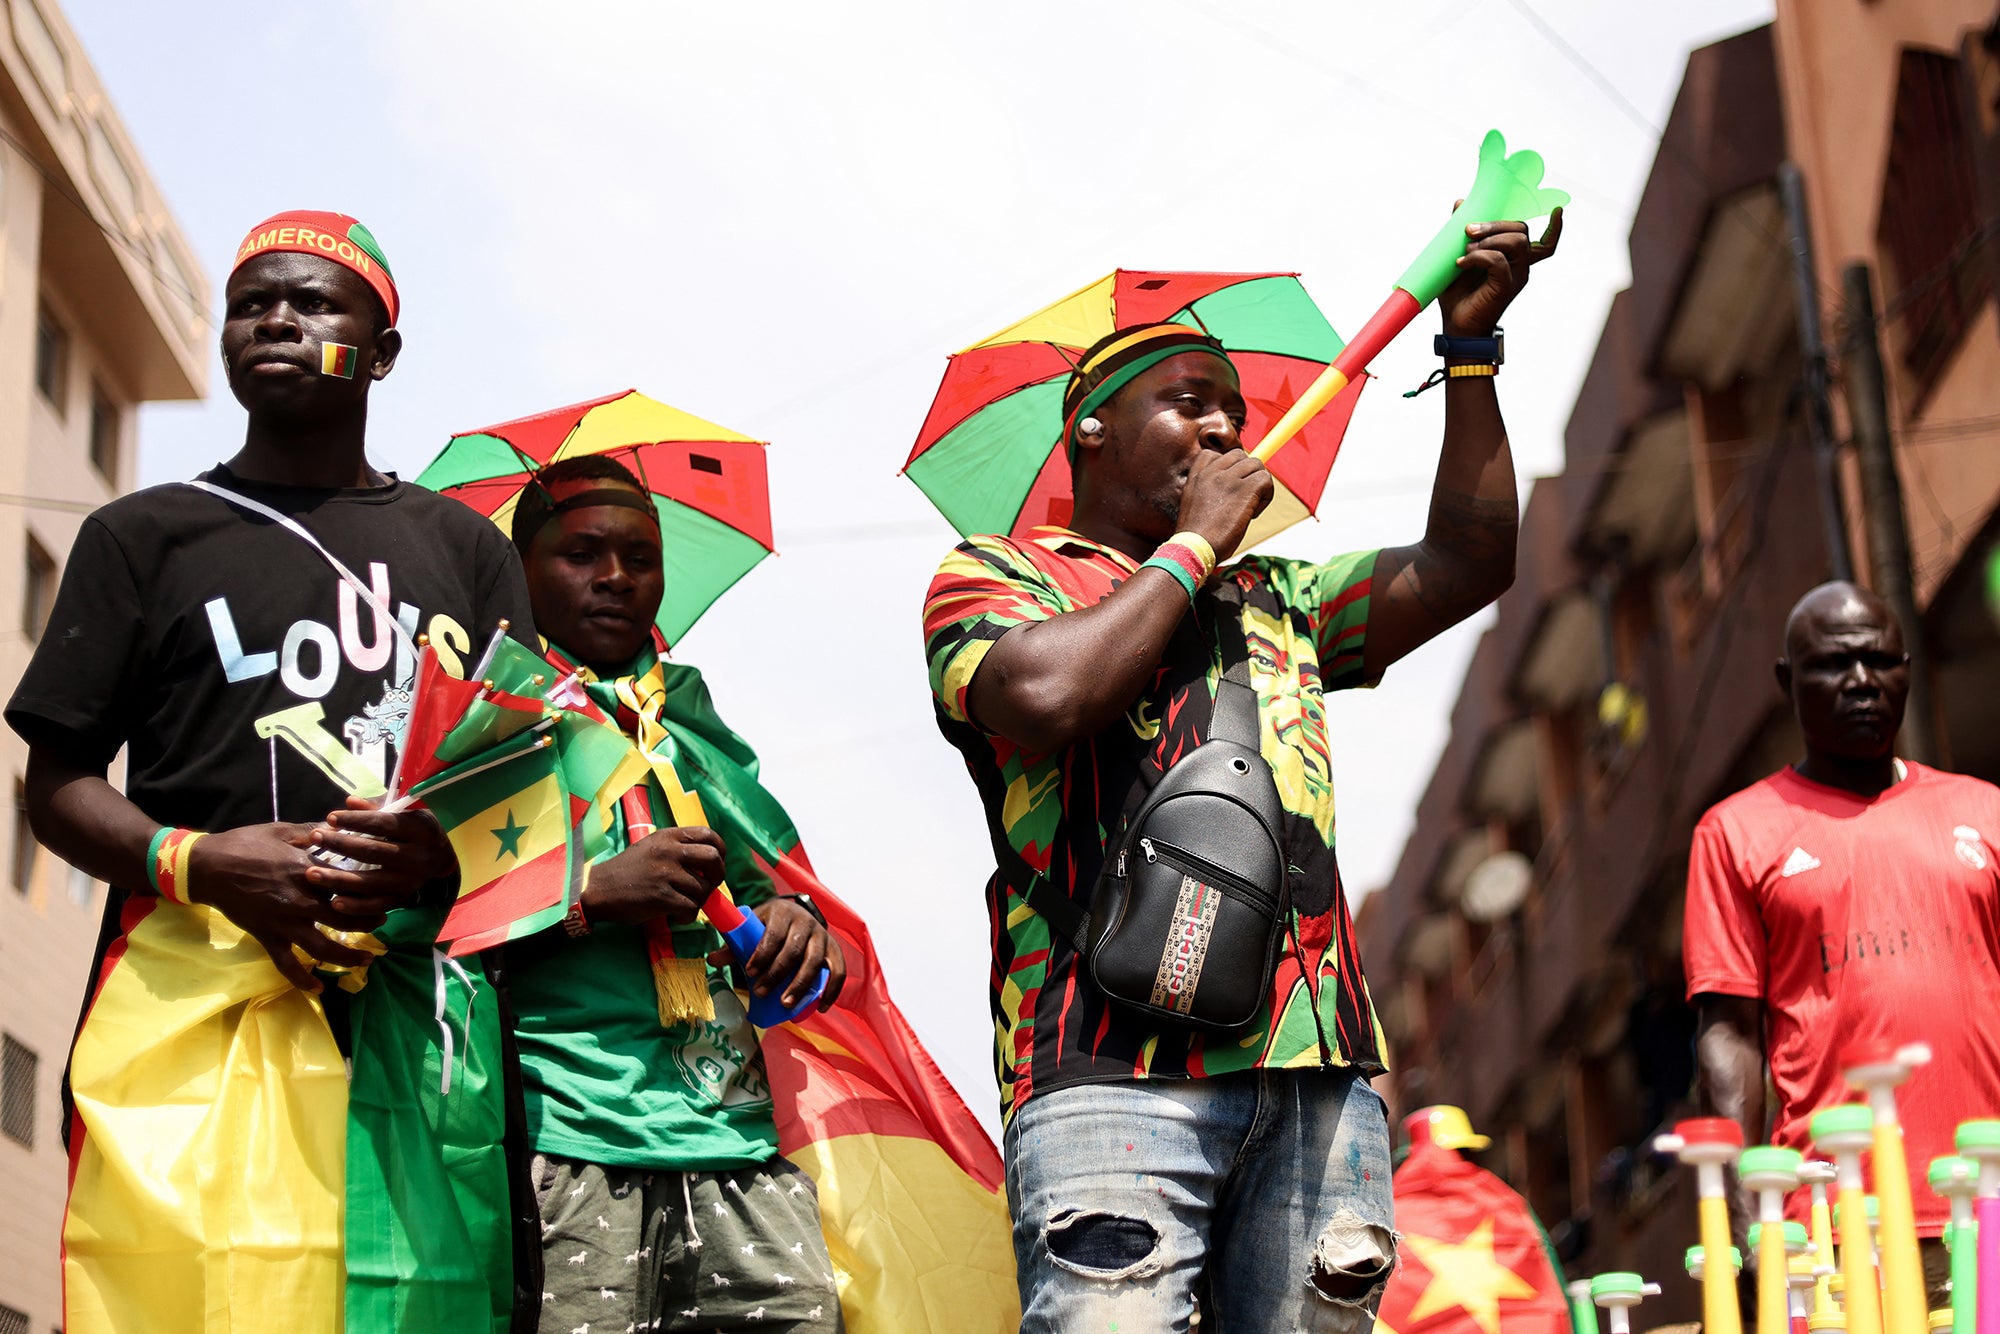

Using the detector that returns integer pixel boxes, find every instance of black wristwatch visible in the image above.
[1434,328,1504,364]
[784,893,828,928]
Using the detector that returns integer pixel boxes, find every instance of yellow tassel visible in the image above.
[651,951,715,1026]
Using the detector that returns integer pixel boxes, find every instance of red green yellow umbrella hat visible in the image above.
[902,270,1368,553]
[418,389,773,646]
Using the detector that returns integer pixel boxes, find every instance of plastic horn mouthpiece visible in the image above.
[1661,1118,1746,1334]
[702,890,827,1028]
[1592,1273,1661,1334]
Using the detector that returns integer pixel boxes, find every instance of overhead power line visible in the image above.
[0,123,214,329]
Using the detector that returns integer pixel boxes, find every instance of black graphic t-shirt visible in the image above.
[9,464,535,836]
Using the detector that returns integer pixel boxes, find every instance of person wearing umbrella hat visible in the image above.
[506,455,849,1331]
[922,214,1560,1330]
[6,212,542,1332]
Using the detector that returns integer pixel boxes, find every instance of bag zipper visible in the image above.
[1135,836,1281,917]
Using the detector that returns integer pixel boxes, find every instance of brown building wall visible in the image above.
[0,1,205,1324]
[1775,0,2000,600]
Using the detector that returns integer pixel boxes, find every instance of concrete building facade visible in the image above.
[1357,2,2000,1318]
[0,0,206,1327]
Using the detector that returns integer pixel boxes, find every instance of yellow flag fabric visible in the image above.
[64,898,348,1334]
[785,1100,1020,1332]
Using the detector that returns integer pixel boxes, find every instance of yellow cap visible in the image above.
[1809,1317,1848,1332]
[1929,1313,1953,1332]
[1405,1105,1492,1152]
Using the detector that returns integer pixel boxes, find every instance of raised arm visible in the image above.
[1364,211,1562,677]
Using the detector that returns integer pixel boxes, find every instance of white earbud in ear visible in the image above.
[1079,416,1103,436]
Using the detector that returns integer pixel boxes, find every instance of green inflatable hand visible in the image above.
[1395,129,1569,307]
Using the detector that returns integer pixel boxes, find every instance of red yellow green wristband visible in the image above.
[148,826,205,904]
[1166,530,1217,575]
[1141,530,1219,605]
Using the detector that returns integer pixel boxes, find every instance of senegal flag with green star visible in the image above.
[412,729,580,956]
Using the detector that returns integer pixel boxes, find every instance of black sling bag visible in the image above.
[998,585,1290,1033]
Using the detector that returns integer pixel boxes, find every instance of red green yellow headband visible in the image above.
[1061,323,1232,452]
[232,211,399,327]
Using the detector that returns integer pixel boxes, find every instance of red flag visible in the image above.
[757,848,1017,1332]
[1377,1143,1572,1334]
[391,645,484,794]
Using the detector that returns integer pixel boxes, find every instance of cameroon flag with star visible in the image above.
[1377,1141,1572,1334]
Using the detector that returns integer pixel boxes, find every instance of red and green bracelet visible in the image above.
[146,826,205,905]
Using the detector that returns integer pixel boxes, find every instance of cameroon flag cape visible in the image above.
[1376,1142,1572,1334]
[554,646,1020,1333]
[61,897,519,1334]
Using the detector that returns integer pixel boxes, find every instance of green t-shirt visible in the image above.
[508,649,789,1171]
[510,913,777,1171]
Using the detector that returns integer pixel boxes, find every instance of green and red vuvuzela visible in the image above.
[1251,129,1568,463]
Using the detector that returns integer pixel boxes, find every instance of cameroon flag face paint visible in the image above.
[319,342,358,378]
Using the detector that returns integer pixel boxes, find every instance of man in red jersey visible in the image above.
[1685,581,2000,1302]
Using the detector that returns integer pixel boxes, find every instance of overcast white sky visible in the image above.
[72,0,1772,1126]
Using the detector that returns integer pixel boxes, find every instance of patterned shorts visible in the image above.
[533,1152,844,1332]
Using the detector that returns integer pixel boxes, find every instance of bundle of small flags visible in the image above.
[393,625,647,955]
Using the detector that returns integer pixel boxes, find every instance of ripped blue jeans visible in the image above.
[1004,1067,1397,1333]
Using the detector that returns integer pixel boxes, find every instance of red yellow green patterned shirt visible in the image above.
[922,526,1390,1122]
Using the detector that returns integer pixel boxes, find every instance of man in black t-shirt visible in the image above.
[7,211,536,1334]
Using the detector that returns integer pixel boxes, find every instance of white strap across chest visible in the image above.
[184,477,420,661]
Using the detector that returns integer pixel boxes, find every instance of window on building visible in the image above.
[13,780,36,898]
[33,306,68,412]
[88,382,119,480]
[23,536,55,643]
[0,1305,28,1334]
[1,1035,36,1147]
[1878,48,1990,405]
